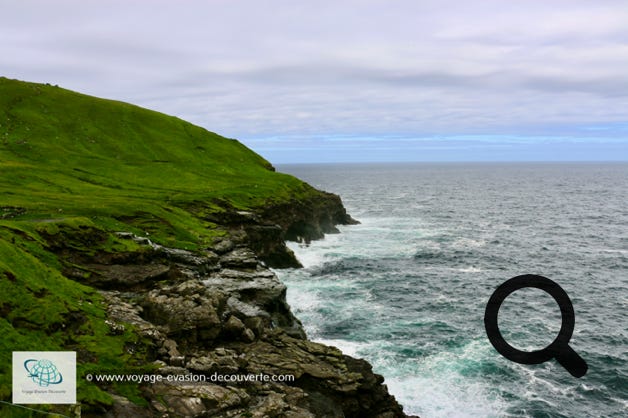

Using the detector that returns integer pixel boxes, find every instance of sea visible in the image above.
[274,162,628,418]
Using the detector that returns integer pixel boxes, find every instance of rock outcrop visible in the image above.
[1,78,410,417]
[48,200,412,418]
[193,192,359,269]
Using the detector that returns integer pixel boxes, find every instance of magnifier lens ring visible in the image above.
[484,274,576,365]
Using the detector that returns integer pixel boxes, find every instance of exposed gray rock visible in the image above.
[203,269,286,306]
[224,315,246,336]
[205,266,306,339]
[242,328,256,343]
[155,365,189,376]
[226,296,269,319]
[186,351,240,375]
[244,316,265,337]
[146,381,250,416]
[140,280,225,345]
[220,247,259,268]
[212,238,235,254]
[102,291,165,343]
[86,263,170,288]
[103,395,153,418]
[84,200,410,417]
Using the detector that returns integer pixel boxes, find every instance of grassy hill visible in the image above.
[0,77,318,249]
[0,77,321,415]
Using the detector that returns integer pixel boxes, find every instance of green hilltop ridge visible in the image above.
[0,78,372,417]
[0,77,319,248]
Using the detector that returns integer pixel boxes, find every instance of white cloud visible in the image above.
[1,0,627,161]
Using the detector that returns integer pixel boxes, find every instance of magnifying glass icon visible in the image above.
[484,274,588,378]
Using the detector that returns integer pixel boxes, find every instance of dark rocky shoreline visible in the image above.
[54,193,413,417]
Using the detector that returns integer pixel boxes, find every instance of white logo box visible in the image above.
[12,351,76,404]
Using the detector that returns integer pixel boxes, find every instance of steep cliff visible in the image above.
[0,78,411,417]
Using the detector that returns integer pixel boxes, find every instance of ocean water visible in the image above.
[274,163,628,418]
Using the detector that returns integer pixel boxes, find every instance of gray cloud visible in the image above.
[1,0,627,160]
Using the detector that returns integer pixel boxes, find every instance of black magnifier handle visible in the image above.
[555,344,588,378]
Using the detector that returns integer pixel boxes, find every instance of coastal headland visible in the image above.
[0,78,413,417]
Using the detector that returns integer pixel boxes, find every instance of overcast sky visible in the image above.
[2,0,627,162]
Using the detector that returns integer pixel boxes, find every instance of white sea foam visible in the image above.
[308,217,428,260]
[383,340,508,418]
[286,240,333,268]
[451,237,487,249]
[276,163,628,418]
[610,396,628,409]
[598,248,628,255]
[278,274,325,336]
[435,293,459,304]
[453,266,484,273]
[388,375,507,418]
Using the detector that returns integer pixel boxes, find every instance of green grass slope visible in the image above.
[0,77,317,248]
[0,77,318,415]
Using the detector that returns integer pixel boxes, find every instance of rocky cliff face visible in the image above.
[0,78,412,417]
[48,194,412,418]
[194,192,359,269]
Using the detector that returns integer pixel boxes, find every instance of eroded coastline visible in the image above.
[0,78,413,417]
[45,197,410,417]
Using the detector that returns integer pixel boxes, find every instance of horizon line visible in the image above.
[273,160,628,165]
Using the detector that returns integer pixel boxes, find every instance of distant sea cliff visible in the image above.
[0,78,412,417]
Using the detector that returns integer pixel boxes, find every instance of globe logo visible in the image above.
[23,359,63,387]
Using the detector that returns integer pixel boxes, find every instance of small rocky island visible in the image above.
[0,78,413,417]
